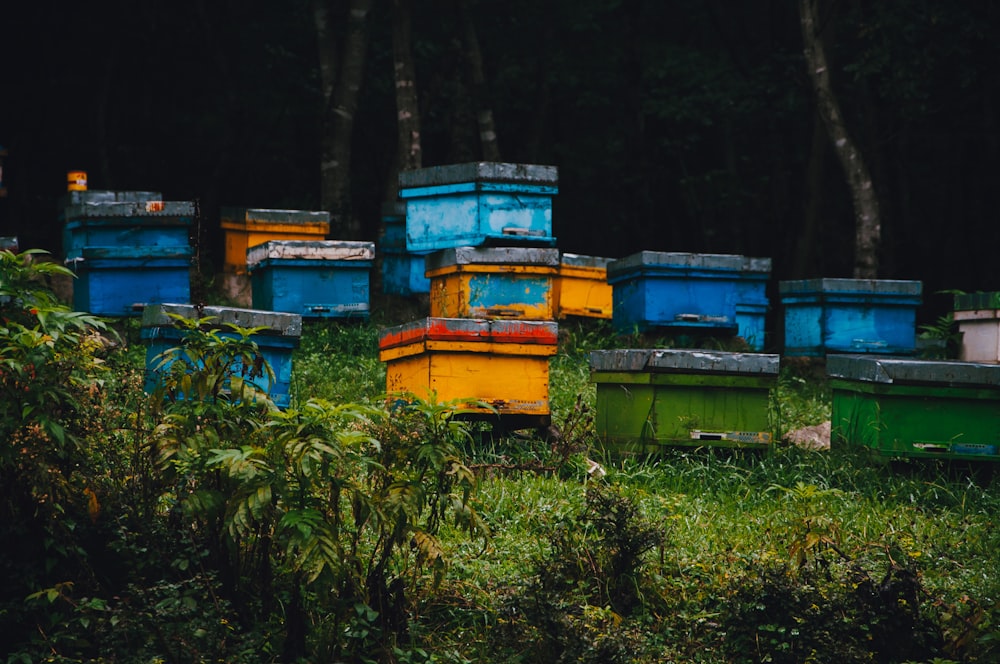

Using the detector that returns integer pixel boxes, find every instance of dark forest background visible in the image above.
[2,0,998,322]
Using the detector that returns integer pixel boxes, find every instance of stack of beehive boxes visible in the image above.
[378,162,561,429]
[221,207,374,320]
[61,190,194,316]
[592,250,779,455]
[822,289,999,463]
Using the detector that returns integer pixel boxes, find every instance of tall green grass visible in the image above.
[295,317,999,662]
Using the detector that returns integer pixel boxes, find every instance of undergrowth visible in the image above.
[2,279,997,663]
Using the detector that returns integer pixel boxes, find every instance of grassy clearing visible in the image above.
[288,316,999,663]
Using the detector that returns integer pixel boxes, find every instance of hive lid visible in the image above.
[247,240,375,266]
[826,354,1000,386]
[64,200,195,219]
[425,246,560,271]
[219,207,331,224]
[590,348,780,375]
[560,253,614,269]
[399,162,558,188]
[62,190,163,205]
[954,291,1000,311]
[778,278,923,296]
[141,303,302,337]
[71,246,193,260]
[379,317,558,350]
[607,251,772,278]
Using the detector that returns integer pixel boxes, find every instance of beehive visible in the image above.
[378,317,558,420]
[554,253,613,319]
[398,162,558,252]
[953,292,1000,364]
[780,278,922,356]
[141,303,302,408]
[220,208,330,275]
[591,349,779,455]
[62,199,191,260]
[828,354,1000,461]
[425,246,559,320]
[607,252,771,350]
[380,201,430,296]
[67,246,192,316]
[247,240,374,319]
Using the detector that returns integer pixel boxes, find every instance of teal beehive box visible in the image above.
[780,278,922,357]
[247,240,374,319]
[62,198,191,260]
[141,303,302,408]
[380,201,430,296]
[591,348,779,455]
[829,354,1000,461]
[398,162,558,252]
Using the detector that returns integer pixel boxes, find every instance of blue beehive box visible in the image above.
[67,246,192,316]
[247,240,374,319]
[141,303,302,408]
[63,199,192,260]
[380,201,430,296]
[607,252,772,350]
[779,278,922,356]
[398,162,558,252]
[380,201,408,251]
[383,253,432,296]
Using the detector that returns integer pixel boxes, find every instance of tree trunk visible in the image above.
[314,0,374,239]
[793,110,828,278]
[392,0,422,173]
[799,0,881,278]
[458,0,501,161]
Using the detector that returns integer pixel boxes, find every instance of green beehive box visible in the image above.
[828,354,1000,461]
[591,349,780,455]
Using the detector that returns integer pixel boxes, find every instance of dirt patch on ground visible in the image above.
[784,420,831,451]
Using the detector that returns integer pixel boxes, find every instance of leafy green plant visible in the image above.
[918,312,962,359]
[149,317,490,661]
[0,249,119,658]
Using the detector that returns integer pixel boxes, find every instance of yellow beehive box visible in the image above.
[378,317,558,417]
[425,246,559,320]
[555,253,613,319]
[220,208,330,275]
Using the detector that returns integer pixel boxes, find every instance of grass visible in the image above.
[278,315,1000,662]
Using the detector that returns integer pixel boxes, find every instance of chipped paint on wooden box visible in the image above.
[398,162,557,252]
[591,348,779,454]
[425,246,559,320]
[247,240,374,319]
[379,317,558,417]
[63,199,193,260]
[220,207,330,275]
